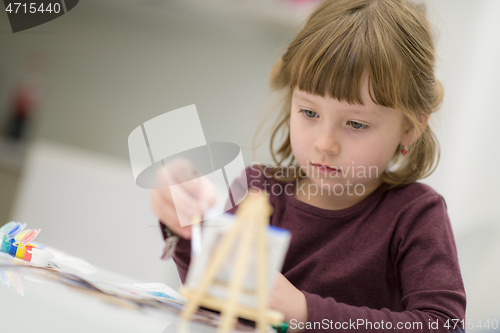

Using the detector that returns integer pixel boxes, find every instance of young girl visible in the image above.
[151,0,466,331]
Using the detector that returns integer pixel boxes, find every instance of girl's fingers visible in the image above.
[170,175,218,216]
[163,158,208,200]
[163,158,217,213]
[163,157,199,187]
[154,182,199,219]
[151,189,167,218]
[151,189,193,238]
[153,157,217,237]
[161,204,192,239]
[198,176,218,212]
[160,186,199,221]
[156,182,199,216]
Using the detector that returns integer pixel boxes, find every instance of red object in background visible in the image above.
[13,82,39,119]
[5,78,42,141]
[4,50,46,142]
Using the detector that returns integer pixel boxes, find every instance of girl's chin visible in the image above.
[306,176,345,187]
[307,178,342,186]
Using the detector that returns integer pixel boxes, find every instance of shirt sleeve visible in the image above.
[298,194,466,333]
[158,220,191,284]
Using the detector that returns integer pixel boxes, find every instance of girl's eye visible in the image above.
[298,109,367,130]
[300,109,318,118]
[348,120,367,130]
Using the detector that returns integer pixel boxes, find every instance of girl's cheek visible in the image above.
[350,149,382,173]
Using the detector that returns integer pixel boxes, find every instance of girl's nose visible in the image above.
[313,131,340,155]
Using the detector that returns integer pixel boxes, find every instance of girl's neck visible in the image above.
[293,177,384,211]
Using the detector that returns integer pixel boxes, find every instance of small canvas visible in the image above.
[184,211,291,309]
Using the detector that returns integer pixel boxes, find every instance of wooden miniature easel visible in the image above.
[180,189,284,333]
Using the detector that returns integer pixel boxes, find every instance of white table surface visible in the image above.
[0,254,256,333]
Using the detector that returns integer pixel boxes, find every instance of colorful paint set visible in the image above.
[0,221,53,266]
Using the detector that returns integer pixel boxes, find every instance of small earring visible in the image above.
[401,145,408,156]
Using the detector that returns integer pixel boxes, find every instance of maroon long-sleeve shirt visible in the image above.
[162,164,466,332]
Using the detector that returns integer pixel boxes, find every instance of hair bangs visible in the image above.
[287,7,405,110]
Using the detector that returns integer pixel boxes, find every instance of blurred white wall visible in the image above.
[417,2,500,324]
[9,140,183,288]
[1,0,499,329]
[0,0,294,164]
[421,0,500,235]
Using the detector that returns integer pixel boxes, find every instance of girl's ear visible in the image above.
[400,114,430,146]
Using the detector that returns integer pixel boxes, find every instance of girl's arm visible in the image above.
[293,194,465,333]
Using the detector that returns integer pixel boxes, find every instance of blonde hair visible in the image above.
[253,0,442,189]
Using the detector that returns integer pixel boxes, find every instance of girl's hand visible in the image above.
[269,272,308,332]
[150,157,216,239]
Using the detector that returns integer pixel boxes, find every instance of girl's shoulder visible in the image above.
[382,181,447,211]
[380,182,451,239]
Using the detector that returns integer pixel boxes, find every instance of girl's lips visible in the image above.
[312,163,339,174]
